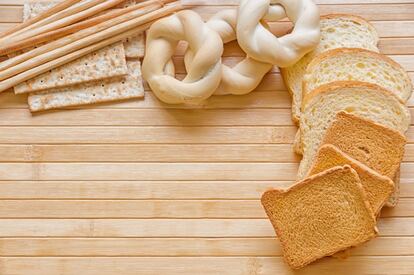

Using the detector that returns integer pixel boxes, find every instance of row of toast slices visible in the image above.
[261,14,412,269]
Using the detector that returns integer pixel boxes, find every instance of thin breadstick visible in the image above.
[0,9,121,56]
[0,3,183,93]
[0,1,160,56]
[0,0,82,39]
[3,0,127,46]
[1,0,108,44]
[0,1,164,72]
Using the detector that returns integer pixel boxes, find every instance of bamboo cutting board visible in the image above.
[0,0,413,274]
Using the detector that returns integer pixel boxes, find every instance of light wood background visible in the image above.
[0,0,413,274]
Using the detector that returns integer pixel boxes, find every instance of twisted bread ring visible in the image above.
[237,0,320,67]
[206,10,273,95]
[142,10,223,104]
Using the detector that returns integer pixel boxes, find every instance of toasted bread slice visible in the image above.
[281,14,379,123]
[308,145,395,215]
[319,112,407,206]
[297,81,411,179]
[261,166,377,269]
[303,48,412,102]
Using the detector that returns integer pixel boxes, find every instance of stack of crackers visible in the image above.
[19,0,146,112]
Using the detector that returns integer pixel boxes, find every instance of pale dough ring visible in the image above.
[206,9,273,96]
[142,10,223,104]
[237,0,320,67]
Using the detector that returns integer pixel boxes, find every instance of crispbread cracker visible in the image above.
[23,0,60,21]
[14,42,128,94]
[119,0,145,58]
[28,60,144,111]
[17,0,129,94]
[123,33,145,59]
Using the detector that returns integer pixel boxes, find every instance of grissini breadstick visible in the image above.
[0,0,105,43]
[3,0,126,46]
[0,1,163,72]
[0,3,183,93]
[0,1,165,55]
[0,9,121,56]
[0,0,82,39]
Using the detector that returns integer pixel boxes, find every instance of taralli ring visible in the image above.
[142,10,223,104]
[206,10,274,95]
[237,0,320,67]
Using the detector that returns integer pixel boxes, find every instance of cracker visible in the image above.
[14,42,128,94]
[119,0,145,58]
[28,60,144,112]
[123,32,145,59]
[23,0,61,20]
[16,0,129,94]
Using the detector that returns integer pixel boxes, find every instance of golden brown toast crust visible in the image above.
[261,166,377,269]
[308,144,395,216]
[321,111,406,180]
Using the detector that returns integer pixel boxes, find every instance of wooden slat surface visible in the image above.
[0,180,412,199]
[1,256,414,275]
[0,236,413,256]
[0,198,410,218]
[0,218,410,237]
[0,0,413,274]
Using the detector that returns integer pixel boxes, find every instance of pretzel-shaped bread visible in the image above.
[206,10,273,95]
[142,10,223,104]
[237,0,320,67]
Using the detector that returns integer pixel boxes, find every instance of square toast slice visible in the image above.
[321,111,406,206]
[308,144,394,216]
[261,166,377,269]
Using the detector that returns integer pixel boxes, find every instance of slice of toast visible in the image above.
[308,144,395,215]
[261,165,377,269]
[303,48,412,102]
[297,81,411,179]
[319,112,407,206]
[280,14,379,123]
